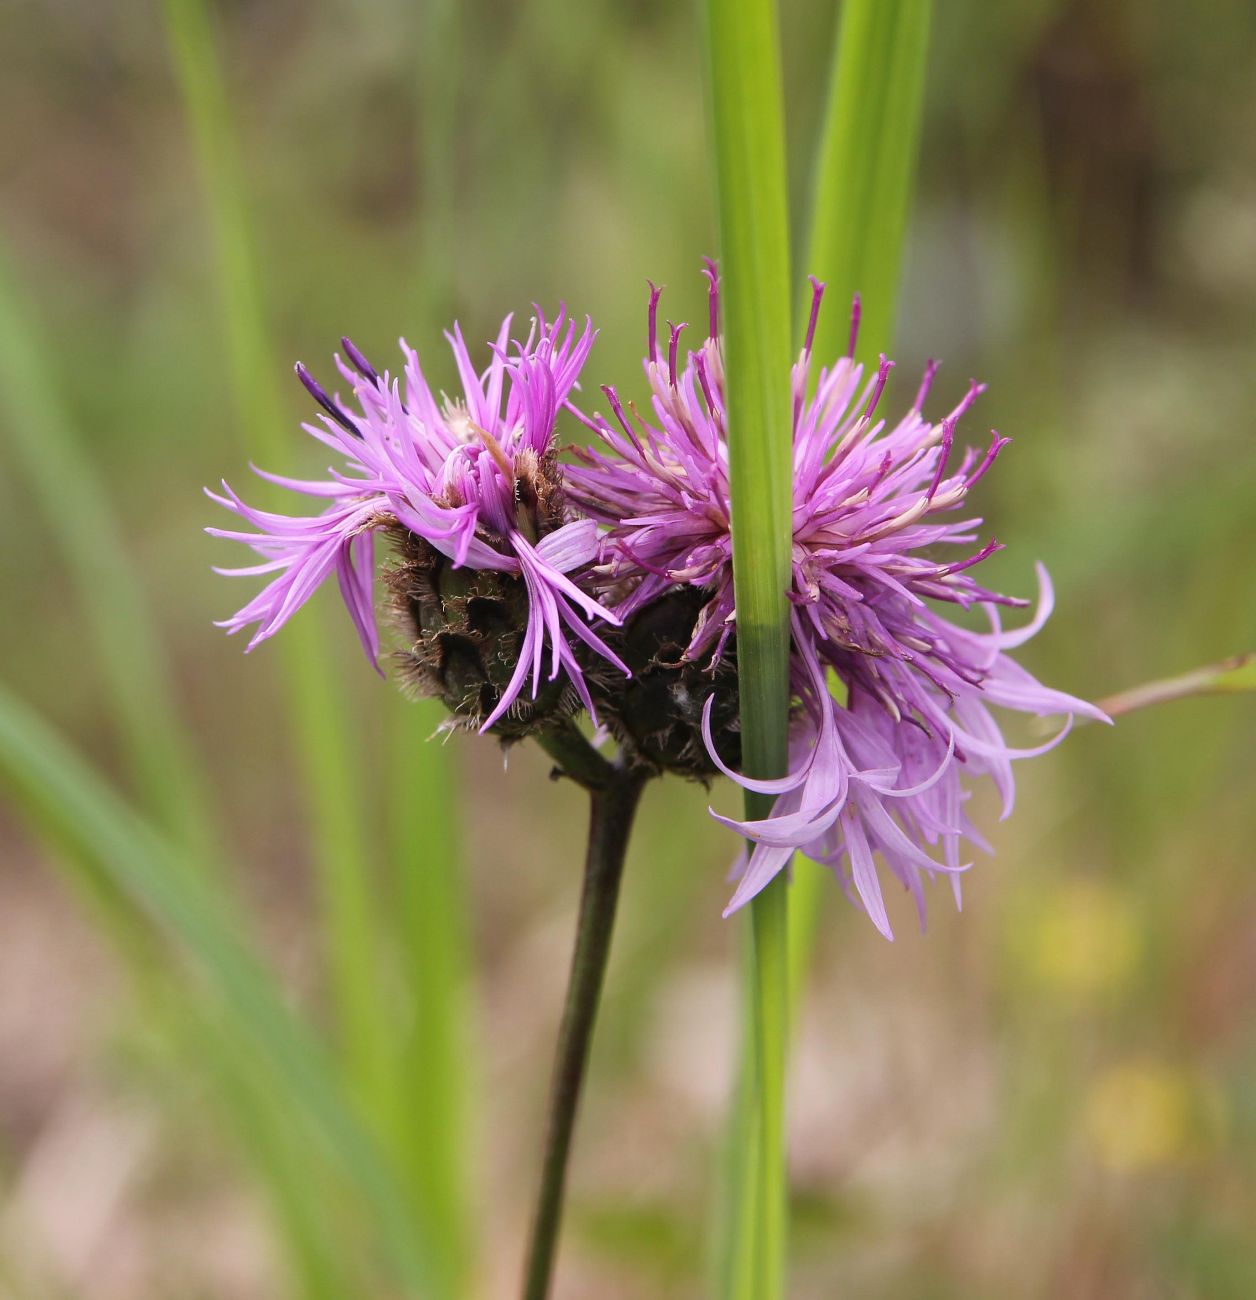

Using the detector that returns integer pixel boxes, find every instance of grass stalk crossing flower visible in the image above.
[704,0,796,1291]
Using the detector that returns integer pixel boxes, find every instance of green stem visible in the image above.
[520,761,647,1300]
[534,721,616,791]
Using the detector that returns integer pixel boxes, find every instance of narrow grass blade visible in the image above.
[789,0,933,1018]
[176,1003,356,1300]
[160,0,285,453]
[704,0,794,1294]
[714,926,762,1300]
[802,0,932,364]
[0,684,434,1295]
[161,0,393,1116]
[705,0,794,732]
[0,717,354,1296]
[0,246,218,871]
[415,0,462,327]
[389,704,475,1300]
[380,4,480,1290]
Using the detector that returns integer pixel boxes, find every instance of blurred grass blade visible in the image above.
[0,245,218,871]
[389,705,475,1300]
[387,4,479,1292]
[182,1005,356,1300]
[1095,653,1256,718]
[161,0,393,1116]
[0,683,434,1295]
[0,714,354,1296]
[705,0,794,1294]
[416,0,462,326]
[789,0,933,1019]
[802,0,932,363]
[161,0,284,451]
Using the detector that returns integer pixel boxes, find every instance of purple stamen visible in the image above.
[701,259,720,339]
[863,354,894,420]
[340,337,379,383]
[847,293,862,358]
[913,359,939,412]
[805,276,826,356]
[694,350,718,416]
[947,379,988,425]
[647,280,662,364]
[938,537,1003,576]
[925,417,957,500]
[965,432,1012,489]
[295,363,362,438]
[867,448,894,495]
[668,321,686,388]
[601,384,644,453]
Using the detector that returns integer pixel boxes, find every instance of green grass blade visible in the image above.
[789,0,933,1019]
[389,704,475,1300]
[286,637,393,1111]
[705,0,794,737]
[415,0,462,327]
[745,880,789,1297]
[381,4,479,1290]
[0,245,218,870]
[0,684,433,1295]
[160,0,285,452]
[0,709,353,1298]
[802,0,932,363]
[715,928,762,1300]
[704,0,794,1294]
[161,0,393,1115]
[176,1004,356,1300]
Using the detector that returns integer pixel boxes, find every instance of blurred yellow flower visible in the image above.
[1084,1060,1223,1171]
[1026,878,1140,1002]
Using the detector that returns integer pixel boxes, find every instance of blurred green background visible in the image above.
[1,1,1254,1297]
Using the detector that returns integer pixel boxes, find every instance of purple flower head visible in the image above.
[209,309,628,732]
[568,269,1109,937]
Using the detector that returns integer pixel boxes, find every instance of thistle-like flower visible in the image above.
[567,269,1108,937]
[209,310,627,733]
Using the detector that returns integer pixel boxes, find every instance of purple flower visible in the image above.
[209,309,627,732]
[568,269,1108,937]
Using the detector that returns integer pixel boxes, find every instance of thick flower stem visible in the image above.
[521,758,647,1300]
[534,720,615,791]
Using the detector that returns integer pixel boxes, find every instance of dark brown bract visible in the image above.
[588,587,742,782]
[386,528,580,739]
